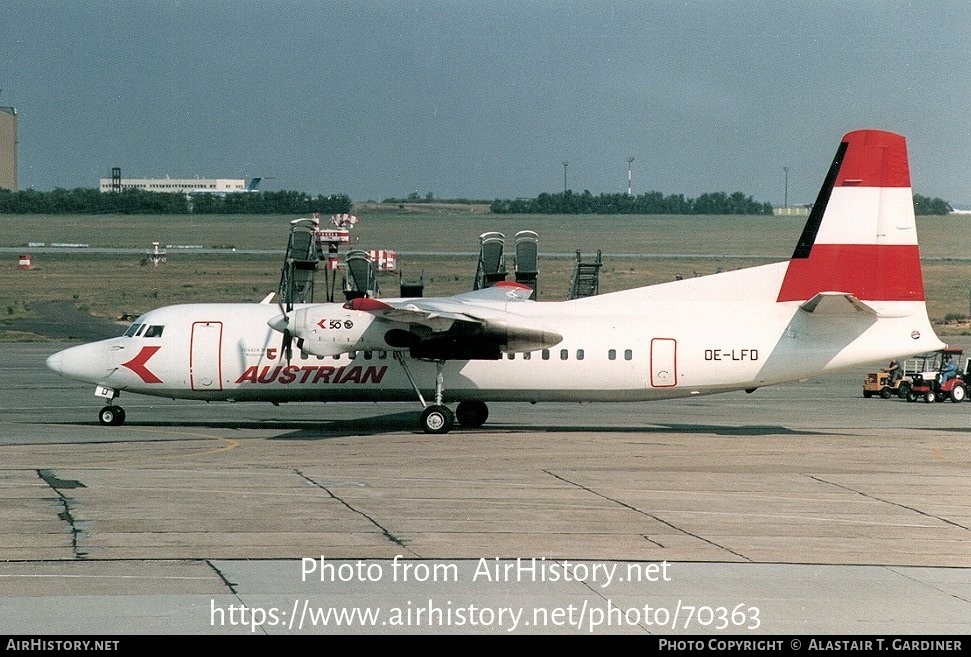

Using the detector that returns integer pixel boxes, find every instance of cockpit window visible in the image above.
[123,323,163,338]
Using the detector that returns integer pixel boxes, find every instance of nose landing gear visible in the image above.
[95,386,126,426]
[98,404,126,426]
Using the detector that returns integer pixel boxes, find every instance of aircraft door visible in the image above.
[190,321,223,391]
[650,338,677,387]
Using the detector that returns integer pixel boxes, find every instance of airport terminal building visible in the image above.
[0,106,17,191]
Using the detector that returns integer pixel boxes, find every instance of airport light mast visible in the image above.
[627,157,634,196]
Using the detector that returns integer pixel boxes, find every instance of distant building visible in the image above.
[99,176,250,195]
[773,206,810,217]
[0,106,17,191]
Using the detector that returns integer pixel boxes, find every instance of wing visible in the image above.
[344,282,561,359]
[346,281,534,326]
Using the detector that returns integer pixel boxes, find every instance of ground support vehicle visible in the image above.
[863,370,910,399]
[905,347,969,403]
[861,352,945,400]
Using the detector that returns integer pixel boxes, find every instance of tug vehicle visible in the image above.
[862,369,910,399]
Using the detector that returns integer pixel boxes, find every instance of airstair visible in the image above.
[513,230,539,295]
[569,250,602,299]
[278,218,321,306]
[473,232,508,290]
[343,250,378,300]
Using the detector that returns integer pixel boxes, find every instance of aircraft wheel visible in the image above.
[98,405,126,426]
[419,405,454,434]
[456,400,489,428]
[950,384,967,403]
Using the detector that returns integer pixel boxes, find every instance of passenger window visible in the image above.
[625,349,633,361]
[560,349,569,360]
[523,352,531,360]
[143,325,164,338]
[576,349,584,360]
[542,349,550,360]
[608,349,616,360]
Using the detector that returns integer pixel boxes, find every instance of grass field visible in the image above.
[2,210,970,338]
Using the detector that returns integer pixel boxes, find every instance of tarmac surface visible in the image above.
[0,339,969,635]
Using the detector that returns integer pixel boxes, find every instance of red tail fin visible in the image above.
[777,130,923,303]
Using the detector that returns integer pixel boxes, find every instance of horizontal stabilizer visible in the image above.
[798,292,877,316]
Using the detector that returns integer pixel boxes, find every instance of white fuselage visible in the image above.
[47,261,944,407]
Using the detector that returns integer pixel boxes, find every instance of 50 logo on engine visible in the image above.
[316,319,355,330]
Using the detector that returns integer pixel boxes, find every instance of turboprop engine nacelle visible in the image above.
[477,318,563,353]
[268,306,397,357]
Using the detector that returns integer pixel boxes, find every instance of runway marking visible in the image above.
[128,428,240,459]
[0,573,216,581]
[631,508,945,529]
[16,424,241,464]
[930,446,967,466]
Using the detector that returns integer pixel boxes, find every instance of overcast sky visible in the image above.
[3,1,970,205]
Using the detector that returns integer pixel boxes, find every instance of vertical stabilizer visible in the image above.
[777,130,923,303]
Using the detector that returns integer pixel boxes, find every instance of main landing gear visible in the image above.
[394,354,489,434]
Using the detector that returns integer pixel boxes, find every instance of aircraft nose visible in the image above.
[46,343,108,382]
[45,351,64,374]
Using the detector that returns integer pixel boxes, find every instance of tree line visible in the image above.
[490,190,774,215]
[912,194,952,215]
[0,187,352,215]
[490,190,954,215]
[0,186,954,216]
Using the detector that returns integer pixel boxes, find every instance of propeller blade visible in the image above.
[281,330,293,363]
[267,311,294,364]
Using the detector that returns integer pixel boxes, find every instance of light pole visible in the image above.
[562,161,568,195]
[627,157,635,196]
[783,166,789,209]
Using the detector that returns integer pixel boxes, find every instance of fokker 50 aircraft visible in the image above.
[47,130,945,433]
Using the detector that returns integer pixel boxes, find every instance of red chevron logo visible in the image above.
[121,346,163,384]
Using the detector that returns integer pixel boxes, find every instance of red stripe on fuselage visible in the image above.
[835,130,910,188]
[777,244,924,302]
